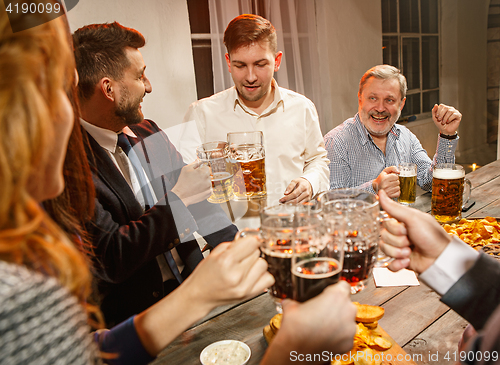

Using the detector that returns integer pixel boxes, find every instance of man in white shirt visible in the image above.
[181,14,329,205]
[378,190,500,361]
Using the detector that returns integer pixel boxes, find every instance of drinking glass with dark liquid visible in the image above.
[196,141,234,203]
[227,131,267,200]
[291,208,344,303]
[431,163,472,224]
[398,162,417,206]
[237,203,343,311]
[319,189,383,294]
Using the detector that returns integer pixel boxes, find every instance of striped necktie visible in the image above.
[117,133,183,284]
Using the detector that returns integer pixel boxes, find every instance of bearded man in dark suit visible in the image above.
[73,22,238,327]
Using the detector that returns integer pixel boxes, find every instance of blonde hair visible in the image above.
[0,2,101,327]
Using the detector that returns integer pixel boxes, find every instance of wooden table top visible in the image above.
[152,159,500,365]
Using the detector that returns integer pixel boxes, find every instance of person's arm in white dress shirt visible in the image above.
[280,100,329,204]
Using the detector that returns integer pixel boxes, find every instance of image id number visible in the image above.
[6,2,61,14]
[444,351,499,362]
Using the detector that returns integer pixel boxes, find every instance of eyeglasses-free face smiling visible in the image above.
[358,77,406,137]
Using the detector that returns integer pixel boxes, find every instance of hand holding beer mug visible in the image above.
[227,131,267,200]
[398,162,417,206]
[196,141,234,203]
[431,163,472,224]
[320,189,387,293]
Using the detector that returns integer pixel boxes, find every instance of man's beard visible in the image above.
[237,83,266,103]
[116,88,144,126]
[363,110,400,137]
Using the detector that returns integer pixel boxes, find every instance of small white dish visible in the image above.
[200,340,251,365]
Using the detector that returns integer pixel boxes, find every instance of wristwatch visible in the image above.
[439,132,458,140]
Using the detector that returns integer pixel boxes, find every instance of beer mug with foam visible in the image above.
[398,162,417,205]
[196,141,234,203]
[227,131,266,200]
[319,189,386,293]
[431,163,472,224]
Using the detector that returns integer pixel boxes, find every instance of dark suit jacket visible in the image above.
[441,253,500,330]
[440,253,500,364]
[85,119,238,327]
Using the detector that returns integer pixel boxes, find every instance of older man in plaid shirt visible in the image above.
[324,65,462,198]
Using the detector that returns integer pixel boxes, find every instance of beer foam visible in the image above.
[293,258,341,279]
[212,172,232,181]
[399,170,417,177]
[261,248,293,258]
[433,168,464,179]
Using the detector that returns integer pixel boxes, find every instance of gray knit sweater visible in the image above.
[0,261,100,364]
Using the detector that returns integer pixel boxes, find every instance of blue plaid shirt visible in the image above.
[324,113,459,193]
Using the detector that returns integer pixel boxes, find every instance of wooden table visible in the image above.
[152,159,500,365]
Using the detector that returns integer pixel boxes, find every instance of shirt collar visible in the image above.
[354,113,401,145]
[80,119,137,153]
[232,78,284,116]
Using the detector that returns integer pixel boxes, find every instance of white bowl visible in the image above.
[200,340,251,365]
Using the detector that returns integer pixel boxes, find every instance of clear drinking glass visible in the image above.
[196,141,234,203]
[236,203,343,312]
[227,131,266,200]
[431,163,472,224]
[319,188,384,293]
[291,206,344,303]
[398,162,417,206]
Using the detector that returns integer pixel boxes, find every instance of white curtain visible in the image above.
[208,0,331,133]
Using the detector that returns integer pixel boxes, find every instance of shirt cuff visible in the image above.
[359,180,377,195]
[94,316,155,365]
[419,235,479,296]
[436,134,459,162]
[300,173,320,198]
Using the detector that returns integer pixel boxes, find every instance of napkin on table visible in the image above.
[373,267,419,287]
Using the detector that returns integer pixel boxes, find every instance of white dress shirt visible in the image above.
[181,80,330,205]
[419,235,479,296]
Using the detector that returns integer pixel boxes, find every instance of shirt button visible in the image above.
[185,228,190,234]
[152,291,160,298]
[179,233,185,239]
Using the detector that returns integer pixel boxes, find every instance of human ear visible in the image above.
[100,78,114,101]
[274,51,283,72]
[225,53,231,73]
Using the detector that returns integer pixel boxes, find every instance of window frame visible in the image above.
[382,0,440,122]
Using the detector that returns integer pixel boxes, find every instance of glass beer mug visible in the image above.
[319,188,387,294]
[431,163,472,224]
[196,141,234,203]
[237,203,343,312]
[227,131,267,200]
[398,162,417,206]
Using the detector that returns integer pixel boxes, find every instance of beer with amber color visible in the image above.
[398,174,417,205]
[398,162,417,205]
[431,168,465,223]
[210,171,234,203]
[196,141,234,203]
[228,132,267,200]
[232,155,267,199]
